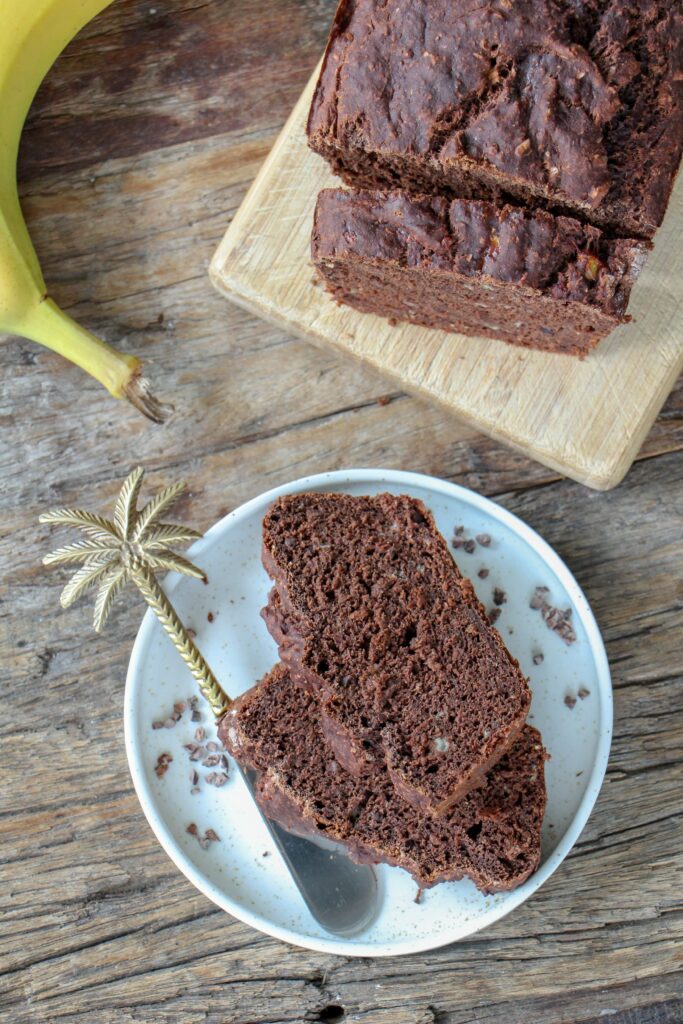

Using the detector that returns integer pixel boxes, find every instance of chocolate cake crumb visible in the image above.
[188,627,197,639]
[578,687,590,700]
[206,741,219,752]
[564,694,577,709]
[488,607,501,625]
[191,787,200,795]
[207,612,214,623]
[454,526,465,537]
[493,588,507,607]
[451,538,465,550]
[202,754,222,767]
[262,851,270,857]
[195,727,206,742]
[478,568,489,579]
[187,824,220,849]
[463,539,476,554]
[155,752,173,778]
[476,534,491,547]
[189,769,199,786]
[152,720,164,730]
[532,651,544,665]
[414,886,425,905]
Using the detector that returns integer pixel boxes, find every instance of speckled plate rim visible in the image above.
[124,468,613,957]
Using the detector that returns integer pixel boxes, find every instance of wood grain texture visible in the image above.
[210,67,683,491]
[0,2,681,1023]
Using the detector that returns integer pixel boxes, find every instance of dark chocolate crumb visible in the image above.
[451,538,465,549]
[205,828,220,843]
[207,612,214,623]
[530,587,577,645]
[189,769,199,786]
[186,823,199,837]
[488,607,501,624]
[477,567,489,579]
[530,586,550,610]
[493,587,507,606]
[414,886,425,905]
[532,651,544,665]
[206,771,229,787]
[262,851,270,857]
[578,686,590,700]
[155,752,173,778]
[476,534,491,547]
[463,539,476,554]
[576,771,584,777]
[202,754,222,767]
[184,743,206,762]
[564,694,577,709]
[454,525,465,537]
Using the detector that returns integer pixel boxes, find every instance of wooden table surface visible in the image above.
[1,3,681,1022]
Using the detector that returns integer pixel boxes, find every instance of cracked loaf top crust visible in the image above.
[218,663,547,892]
[261,491,532,815]
[307,0,682,239]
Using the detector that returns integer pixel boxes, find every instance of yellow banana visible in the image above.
[0,0,167,421]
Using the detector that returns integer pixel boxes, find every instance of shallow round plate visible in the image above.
[124,469,612,956]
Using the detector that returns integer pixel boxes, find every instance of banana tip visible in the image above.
[124,371,173,424]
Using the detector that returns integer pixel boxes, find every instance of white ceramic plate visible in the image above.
[124,469,612,956]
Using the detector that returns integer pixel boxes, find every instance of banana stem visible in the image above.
[18,297,169,422]
[132,566,232,719]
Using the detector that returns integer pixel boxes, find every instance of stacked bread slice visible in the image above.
[305,0,682,354]
[219,492,547,892]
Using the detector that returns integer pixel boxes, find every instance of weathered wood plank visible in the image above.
[1,1,681,1022]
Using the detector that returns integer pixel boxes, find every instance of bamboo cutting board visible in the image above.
[210,65,683,490]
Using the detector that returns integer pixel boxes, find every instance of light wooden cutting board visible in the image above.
[210,65,683,490]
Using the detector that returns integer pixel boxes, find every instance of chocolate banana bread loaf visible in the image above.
[261,491,532,814]
[218,663,547,892]
[307,0,682,240]
[312,188,648,354]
